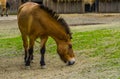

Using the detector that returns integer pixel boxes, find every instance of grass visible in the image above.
[72,29,120,58]
[0,36,22,57]
[0,24,120,60]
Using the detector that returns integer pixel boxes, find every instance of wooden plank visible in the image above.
[77,1,83,13]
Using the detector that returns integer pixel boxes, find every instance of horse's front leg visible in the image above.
[40,36,48,69]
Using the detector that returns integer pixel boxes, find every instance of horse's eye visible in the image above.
[69,44,72,49]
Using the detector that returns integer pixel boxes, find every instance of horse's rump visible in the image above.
[18,2,43,36]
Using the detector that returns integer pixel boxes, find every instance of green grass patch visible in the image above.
[46,37,57,54]
[0,36,22,57]
[0,36,22,49]
[73,29,120,59]
[118,77,120,79]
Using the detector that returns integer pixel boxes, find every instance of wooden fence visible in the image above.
[44,0,120,13]
[5,0,120,14]
[44,0,83,13]
[99,0,120,12]
[7,0,19,14]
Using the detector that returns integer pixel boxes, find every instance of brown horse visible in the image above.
[17,2,75,68]
[0,0,10,16]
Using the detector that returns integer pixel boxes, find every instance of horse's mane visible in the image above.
[39,5,72,39]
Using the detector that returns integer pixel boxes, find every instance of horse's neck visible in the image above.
[37,7,69,42]
[47,23,68,41]
[39,13,68,41]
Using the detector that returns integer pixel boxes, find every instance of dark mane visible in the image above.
[39,5,72,39]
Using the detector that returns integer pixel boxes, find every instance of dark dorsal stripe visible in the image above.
[39,5,72,39]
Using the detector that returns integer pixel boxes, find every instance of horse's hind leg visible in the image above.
[1,8,5,16]
[40,36,48,69]
[25,36,35,67]
[5,8,8,16]
[21,34,28,63]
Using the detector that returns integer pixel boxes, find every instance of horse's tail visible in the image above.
[6,2,10,9]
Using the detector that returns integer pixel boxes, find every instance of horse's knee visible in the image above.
[29,48,33,54]
[40,46,45,54]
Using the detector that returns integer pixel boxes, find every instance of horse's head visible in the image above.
[57,40,75,65]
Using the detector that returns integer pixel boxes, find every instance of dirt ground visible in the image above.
[0,14,120,79]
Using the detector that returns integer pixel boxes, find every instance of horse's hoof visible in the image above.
[25,66,31,70]
[1,14,3,17]
[6,14,8,17]
[41,65,46,69]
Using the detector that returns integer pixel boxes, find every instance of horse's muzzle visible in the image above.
[67,58,75,65]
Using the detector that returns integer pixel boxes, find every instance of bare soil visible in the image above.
[0,14,120,79]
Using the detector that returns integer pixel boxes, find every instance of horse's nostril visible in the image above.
[68,61,75,65]
[67,58,75,65]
